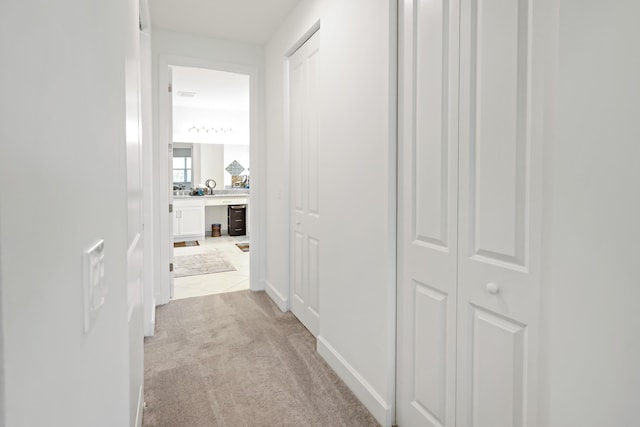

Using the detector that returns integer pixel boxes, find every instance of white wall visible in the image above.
[264,1,397,424]
[200,144,228,233]
[0,0,135,425]
[200,143,225,189]
[172,106,249,145]
[540,1,640,425]
[204,206,228,235]
[151,30,264,304]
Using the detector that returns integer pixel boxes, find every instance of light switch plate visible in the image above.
[83,240,105,333]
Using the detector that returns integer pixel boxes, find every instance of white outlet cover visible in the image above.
[83,240,106,333]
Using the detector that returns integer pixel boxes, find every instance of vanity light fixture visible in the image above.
[187,126,234,134]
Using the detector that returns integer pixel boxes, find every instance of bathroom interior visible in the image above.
[170,65,251,299]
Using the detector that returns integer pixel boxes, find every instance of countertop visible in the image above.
[173,190,249,199]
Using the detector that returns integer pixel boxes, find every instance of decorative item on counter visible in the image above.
[225,160,245,176]
[191,185,205,196]
[205,178,217,191]
[231,174,250,188]
[231,175,244,187]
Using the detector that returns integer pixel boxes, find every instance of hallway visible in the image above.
[143,291,378,426]
[1,1,639,426]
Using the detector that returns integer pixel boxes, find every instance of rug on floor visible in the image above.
[143,291,380,427]
[173,249,236,277]
[173,240,199,248]
[235,242,249,252]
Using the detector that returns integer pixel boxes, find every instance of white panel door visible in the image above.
[289,30,321,336]
[397,1,460,426]
[124,0,144,424]
[457,0,543,425]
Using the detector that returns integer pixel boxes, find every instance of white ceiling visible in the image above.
[172,66,250,144]
[172,66,249,111]
[149,0,301,45]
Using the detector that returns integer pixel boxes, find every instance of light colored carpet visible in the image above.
[143,291,379,427]
[173,249,236,278]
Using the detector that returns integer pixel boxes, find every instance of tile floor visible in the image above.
[172,235,250,300]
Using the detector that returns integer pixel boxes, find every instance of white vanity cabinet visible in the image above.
[173,195,249,241]
[173,199,205,242]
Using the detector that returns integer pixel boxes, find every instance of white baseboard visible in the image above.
[317,336,393,427]
[264,280,289,312]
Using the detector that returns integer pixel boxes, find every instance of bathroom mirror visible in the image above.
[171,66,250,191]
[173,142,250,190]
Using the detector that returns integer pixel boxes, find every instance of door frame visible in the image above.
[139,0,155,337]
[156,54,264,305]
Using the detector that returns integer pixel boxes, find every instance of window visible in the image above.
[173,147,192,188]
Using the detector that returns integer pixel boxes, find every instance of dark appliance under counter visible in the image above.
[227,204,247,236]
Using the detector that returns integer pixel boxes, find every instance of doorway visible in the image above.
[169,66,252,300]
[156,56,263,306]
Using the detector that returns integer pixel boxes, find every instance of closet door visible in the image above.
[396,1,460,426]
[457,0,544,425]
[289,30,321,336]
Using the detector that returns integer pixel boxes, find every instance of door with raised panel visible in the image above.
[397,0,546,425]
[179,205,204,236]
[289,30,321,336]
[456,0,544,425]
[397,1,460,426]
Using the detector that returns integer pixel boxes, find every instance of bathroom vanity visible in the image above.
[173,192,249,242]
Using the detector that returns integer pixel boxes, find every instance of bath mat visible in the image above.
[235,243,250,252]
[174,241,199,248]
[173,249,236,277]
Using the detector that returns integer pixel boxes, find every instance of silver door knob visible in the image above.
[486,282,500,294]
